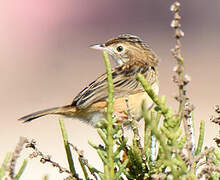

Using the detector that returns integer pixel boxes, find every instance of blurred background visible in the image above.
[0,0,220,179]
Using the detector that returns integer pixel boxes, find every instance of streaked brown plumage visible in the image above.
[19,34,159,126]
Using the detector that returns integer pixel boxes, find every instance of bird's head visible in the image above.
[90,34,159,66]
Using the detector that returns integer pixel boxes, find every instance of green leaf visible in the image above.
[14,159,28,180]
[103,51,115,180]
[59,119,76,176]
[0,152,11,179]
[195,120,205,155]
[78,157,89,180]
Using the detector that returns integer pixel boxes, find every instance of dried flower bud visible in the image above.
[175,44,181,50]
[172,75,179,84]
[170,2,181,12]
[170,48,176,56]
[59,168,64,173]
[175,29,184,38]
[174,13,181,20]
[31,152,38,158]
[215,105,220,113]
[174,96,183,102]
[184,74,191,85]
[184,103,194,114]
[65,176,73,180]
[214,137,220,147]
[40,158,46,163]
[211,116,220,125]
[29,153,34,159]
[79,150,84,157]
[171,20,180,28]
[210,115,215,121]
[173,65,179,72]
[45,155,51,161]
[52,162,57,167]
[31,139,36,144]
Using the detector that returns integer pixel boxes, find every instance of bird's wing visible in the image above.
[72,65,157,109]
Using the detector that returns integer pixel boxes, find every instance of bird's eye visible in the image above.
[116,46,124,52]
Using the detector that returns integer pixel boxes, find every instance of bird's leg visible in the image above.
[125,97,144,154]
[112,97,133,125]
[125,97,133,123]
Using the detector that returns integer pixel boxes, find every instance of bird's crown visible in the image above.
[105,34,150,50]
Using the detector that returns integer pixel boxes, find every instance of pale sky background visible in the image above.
[0,0,220,179]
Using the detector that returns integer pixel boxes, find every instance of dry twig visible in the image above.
[211,105,220,147]
[69,143,99,180]
[193,147,215,165]
[170,1,195,168]
[197,164,220,179]
[25,139,79,179]
[172,148,190,166]
[125,98,143,154]
[9,137,28,179]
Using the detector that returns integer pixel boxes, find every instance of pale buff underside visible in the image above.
[66,82,159,126]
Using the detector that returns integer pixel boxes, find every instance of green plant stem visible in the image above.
[115,159,129,179]
[14,159,28,180]
[144,111,151,157]
[143,109,170,158]
[78,158,89,180]
[214,150,220,161]
[0,152,11,179]
[195,120,205,155]
[43,175,49,180]
[97,129,108,146]
[103,51,115,180]
[59,119,77,178]
[142,100,182,178]
[137,73,172,120]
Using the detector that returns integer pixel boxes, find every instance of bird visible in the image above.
[19,34,159,127]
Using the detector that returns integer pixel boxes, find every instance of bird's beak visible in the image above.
[89,43,106,50]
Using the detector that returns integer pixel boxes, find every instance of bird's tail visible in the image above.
[18,105,76,123]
